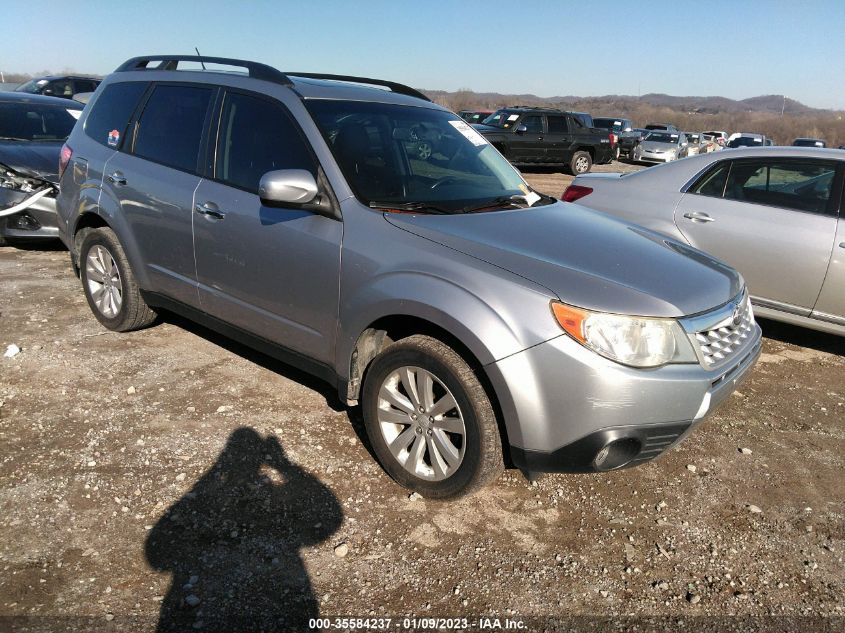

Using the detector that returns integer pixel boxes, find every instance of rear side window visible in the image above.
[74,79,99,93]
[214,91,316,193]
[724,160,836,214]
[690,162,730,197]
[134,85,213,174]
[547,116,568,134]
[84,82,147,149]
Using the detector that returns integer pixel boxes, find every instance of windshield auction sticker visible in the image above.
[448,120,488,147]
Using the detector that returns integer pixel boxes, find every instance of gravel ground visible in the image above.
[1,163,843,632]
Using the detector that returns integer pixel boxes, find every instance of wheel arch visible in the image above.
[346,313,516,465]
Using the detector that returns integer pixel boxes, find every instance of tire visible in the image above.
[361,335,504,498]
[79,227,157,332]
[569,151,592,175]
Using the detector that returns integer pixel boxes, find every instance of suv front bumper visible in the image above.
[486,324,762,473]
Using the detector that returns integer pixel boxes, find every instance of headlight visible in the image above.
[551,301,698,368]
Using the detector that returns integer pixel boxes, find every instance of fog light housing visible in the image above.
[8,212,41,231]
[593,438,641,470]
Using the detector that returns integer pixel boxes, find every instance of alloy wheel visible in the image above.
[85,245,123,318]
[376,366,466,481]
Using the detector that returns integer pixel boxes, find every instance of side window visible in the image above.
[547,116,568,134]
[84,82,148,149]
[134,85,213,173]
[74,79,98,94]
[215,92,316,193]
[725,160,836,214]
[521,115,543,133]
[569,116,584,130]
[690,162,730,198]
[46,79,73,97]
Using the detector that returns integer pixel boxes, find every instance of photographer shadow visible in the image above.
[145,428,343,632]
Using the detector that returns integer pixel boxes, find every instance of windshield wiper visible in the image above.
[369,201,452,214]
[0,136,26,142]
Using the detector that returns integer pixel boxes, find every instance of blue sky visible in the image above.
[3,0,843,109]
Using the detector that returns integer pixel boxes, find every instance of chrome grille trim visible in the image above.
[681,291,756,370]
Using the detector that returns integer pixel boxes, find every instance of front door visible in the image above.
[510,114,546,163]
[676,158,839,312]
[192,90,342,364]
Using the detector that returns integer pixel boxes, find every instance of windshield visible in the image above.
[645,132,679,144]
[306,100,541,213]
[0,102,81,140]
[480,110,521,129]
[728,136,763,148]
[13,79,48,94]
[593,118,625,131]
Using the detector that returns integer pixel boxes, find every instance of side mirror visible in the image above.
[259,169,318,205]
[515,124,527,134]
[42,89,54,96]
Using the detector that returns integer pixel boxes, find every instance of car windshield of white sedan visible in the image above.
[306,100,547,213]
[646,132,679,144]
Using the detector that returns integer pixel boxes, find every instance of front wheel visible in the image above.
[79,227,157,332]
[361,335,504,498]
[570,151,592,175]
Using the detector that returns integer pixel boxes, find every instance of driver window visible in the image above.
[521,115,543,134]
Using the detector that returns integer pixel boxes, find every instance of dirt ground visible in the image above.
[1,163,844,632]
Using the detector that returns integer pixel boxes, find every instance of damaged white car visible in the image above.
[0,93,82,245]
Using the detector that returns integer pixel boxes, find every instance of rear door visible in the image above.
[675,158,839,312]
[544,114,574,164]
[103,83,215,306]
[812,182,845,323]
[192,89,342,364]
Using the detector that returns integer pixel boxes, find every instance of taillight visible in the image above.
[59,144,73,180]
[562,184,593,203]
[609,133,618,147]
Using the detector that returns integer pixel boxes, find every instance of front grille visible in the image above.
[693,294,755,368]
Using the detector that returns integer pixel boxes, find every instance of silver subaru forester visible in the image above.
[56,55,761,498]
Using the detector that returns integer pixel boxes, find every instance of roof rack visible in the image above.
[113,56,430,102]
[114,55,293,86]
[286,72,430,102]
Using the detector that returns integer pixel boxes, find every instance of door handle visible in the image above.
[195,202,225,220]
[107,171,126,186]
[683,211,715,223]
[839,242,845,249]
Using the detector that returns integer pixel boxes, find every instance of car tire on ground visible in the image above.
[79,227,157,332]
[361,334,504,499]
[569,151,592,175]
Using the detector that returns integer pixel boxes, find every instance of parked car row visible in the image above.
[3,55,767,499]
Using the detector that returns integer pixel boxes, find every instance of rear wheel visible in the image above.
[570,151,592,175]
[79,228,156,332]
[361,335,504,498]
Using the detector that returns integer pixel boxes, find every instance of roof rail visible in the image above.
[113,57,431,102]
[286,72,430,102]
[114,55,293,86]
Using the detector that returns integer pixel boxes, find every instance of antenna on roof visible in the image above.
[195,47,206,70]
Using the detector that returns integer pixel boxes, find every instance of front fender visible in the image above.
[335,266,560,383]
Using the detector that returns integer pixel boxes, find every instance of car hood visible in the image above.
[384,202,741,318]
[0,140,62,184]
[641,141,677,153]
